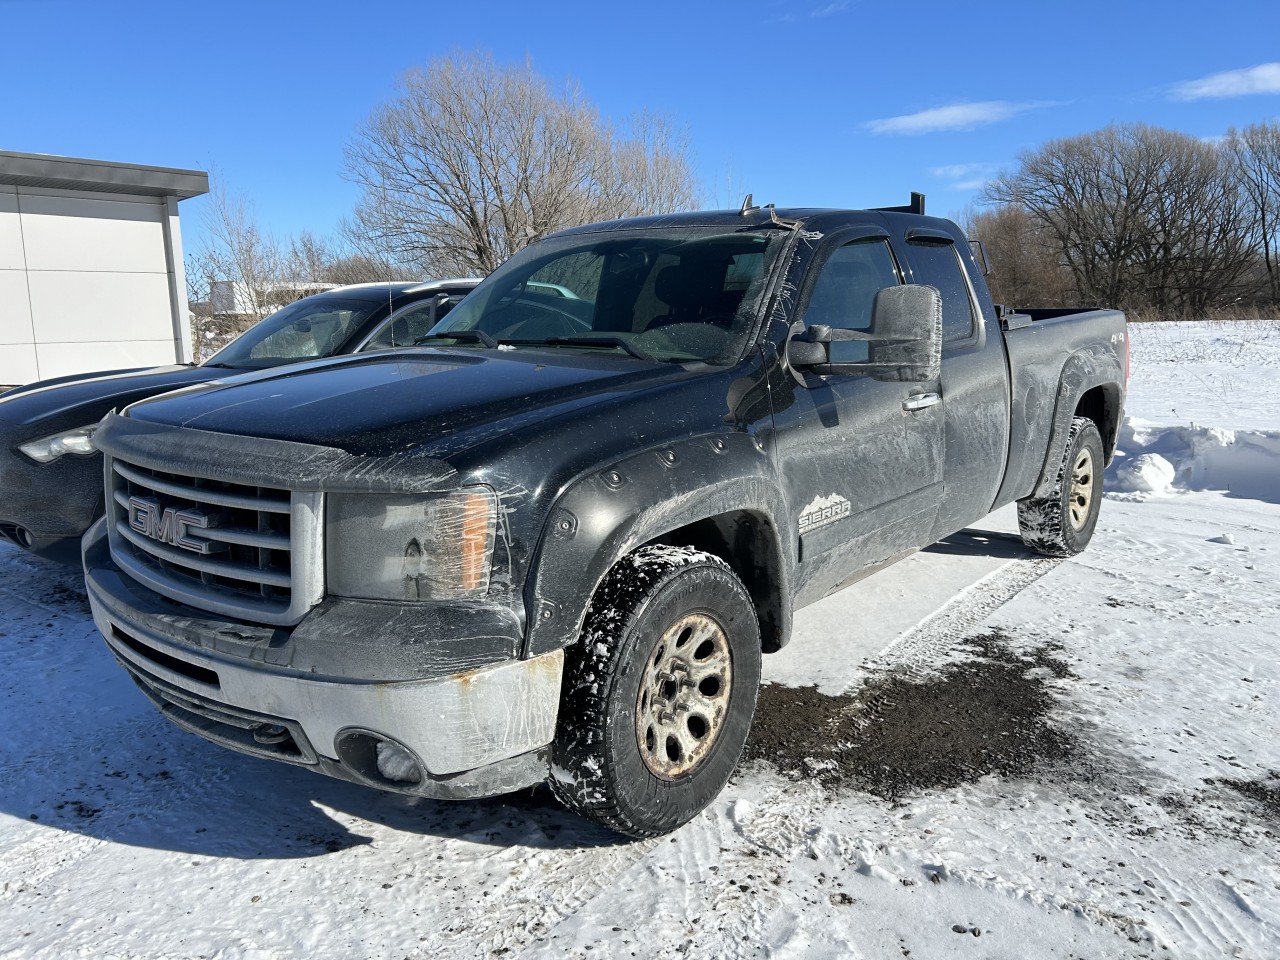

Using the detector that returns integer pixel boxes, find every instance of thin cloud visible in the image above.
[766,1,848,23]
[1171,62,1280,100]
[931,162,994,179]
[865,101,1044,135]
[931,162,997,193]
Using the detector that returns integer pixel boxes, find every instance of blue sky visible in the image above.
[3,0,1278,258]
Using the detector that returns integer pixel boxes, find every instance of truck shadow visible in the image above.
[6,730,628,859]
[0,544,629,859]
[922,527,1034,559]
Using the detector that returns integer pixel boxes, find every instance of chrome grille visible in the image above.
[106,455,322,625]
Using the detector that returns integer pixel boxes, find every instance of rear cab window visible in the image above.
[904,237,979,343]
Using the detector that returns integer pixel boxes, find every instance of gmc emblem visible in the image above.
[127,496,224,555]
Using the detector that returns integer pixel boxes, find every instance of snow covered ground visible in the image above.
[1,320,1278,959]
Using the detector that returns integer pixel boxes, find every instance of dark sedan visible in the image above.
[0,278,479,563]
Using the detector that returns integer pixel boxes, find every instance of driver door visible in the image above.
[771,230,945,604]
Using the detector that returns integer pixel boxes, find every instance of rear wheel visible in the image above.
[550,546,761,838]
[1017,416,1105,557]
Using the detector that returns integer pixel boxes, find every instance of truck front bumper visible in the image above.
[83,519,562,799]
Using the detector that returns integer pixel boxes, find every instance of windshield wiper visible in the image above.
[539,336,656,362]
[413,330,499,348]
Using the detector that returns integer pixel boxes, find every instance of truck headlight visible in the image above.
[18,425,99,463]
[326,489,498,601]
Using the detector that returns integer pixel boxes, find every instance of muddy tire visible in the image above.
[1017,416,1105,557]
[549,546,761,838]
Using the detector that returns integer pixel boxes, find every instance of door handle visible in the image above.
[902,392,941,412]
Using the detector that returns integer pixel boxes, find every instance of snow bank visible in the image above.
[1108,417,1280,502]
[1109,320,1280,502]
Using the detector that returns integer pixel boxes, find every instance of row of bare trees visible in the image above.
[971,122,1280,318]
[185,176,417,356]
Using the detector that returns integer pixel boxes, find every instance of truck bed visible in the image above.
[995,307,1127,509]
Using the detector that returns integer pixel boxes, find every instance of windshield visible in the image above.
[205,296,385,368]
[431,227,782,364]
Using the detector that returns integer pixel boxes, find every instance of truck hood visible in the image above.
[122,348,694,457]
[0,365,216,429]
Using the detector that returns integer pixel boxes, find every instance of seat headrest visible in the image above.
[655,262,721,309]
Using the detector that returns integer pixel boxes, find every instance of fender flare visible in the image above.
[1030,345,1124,501]
[522,432,792,657]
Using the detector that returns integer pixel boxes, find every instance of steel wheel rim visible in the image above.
[636,612,734,780]
[1068,448,1094,531]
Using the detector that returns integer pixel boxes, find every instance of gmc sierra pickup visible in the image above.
[82,198,1127,838]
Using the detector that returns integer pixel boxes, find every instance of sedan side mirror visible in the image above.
[788,283,942,382]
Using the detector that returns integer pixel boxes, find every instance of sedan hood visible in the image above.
[123,348,693,457]
[0,365,217,429]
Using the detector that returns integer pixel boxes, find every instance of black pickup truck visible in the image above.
[82,199,1127,838]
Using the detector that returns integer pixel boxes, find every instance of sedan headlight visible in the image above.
[326,488,498,601]
[18,425,99,463]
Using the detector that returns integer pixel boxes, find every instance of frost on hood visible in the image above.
[94,411,458,495]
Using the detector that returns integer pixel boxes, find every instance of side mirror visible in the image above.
[788,284,942,382]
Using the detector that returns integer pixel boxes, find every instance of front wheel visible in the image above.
[1017,416,1105,557]
[550,546,761,838]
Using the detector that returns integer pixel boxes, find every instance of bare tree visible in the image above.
[963,203,1075,307]
[184,174,282,356]
[283,230,336,287]
[189,174,285,316]
[599,110,700,217]
[343,50,701,276]
[1227,121,1280,305]
[1139,133,1254,315]
[186,177,404,358]
[985,124,1256,317]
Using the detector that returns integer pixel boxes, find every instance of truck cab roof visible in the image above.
[546,206,965,241]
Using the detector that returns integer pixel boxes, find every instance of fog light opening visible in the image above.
[335,729,424,787]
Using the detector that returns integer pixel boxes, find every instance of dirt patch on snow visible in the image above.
[744,631,1077,801]
[38,579,92,616]
[1215,774,1280,821]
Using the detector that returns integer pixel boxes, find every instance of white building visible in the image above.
[0,151,209,386]
[208,279,341,316]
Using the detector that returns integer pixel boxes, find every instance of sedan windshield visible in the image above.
[431,228,782,364]
[204,296,386,369]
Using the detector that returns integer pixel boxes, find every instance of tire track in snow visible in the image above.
[514,785,822,960]
[877,555,1065,671]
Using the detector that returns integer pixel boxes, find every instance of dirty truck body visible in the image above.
[83,204,1127,837]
